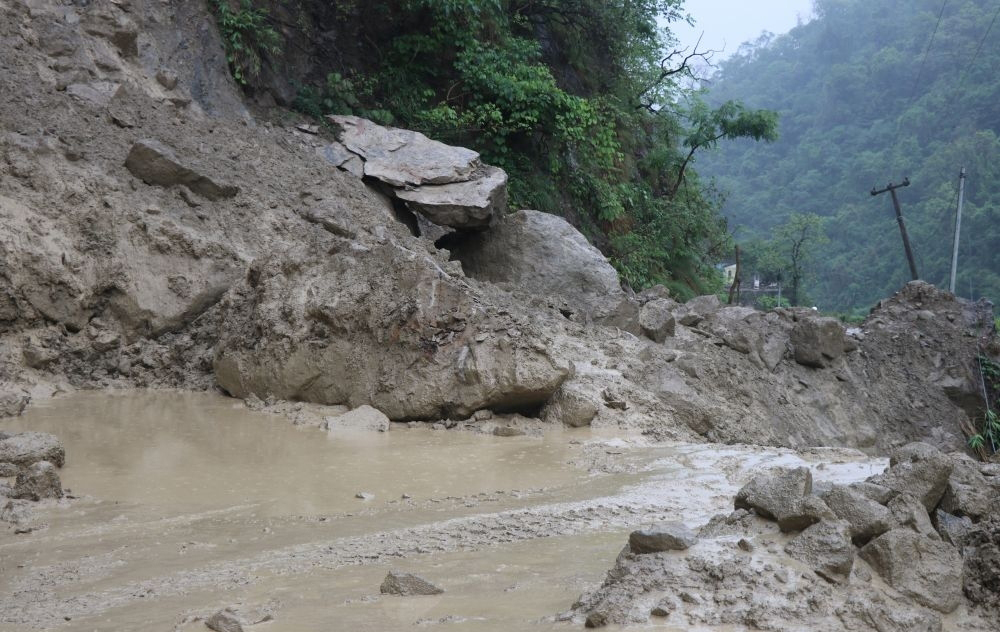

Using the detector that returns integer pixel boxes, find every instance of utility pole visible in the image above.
[871,177,918,281]
[949,167,966,293]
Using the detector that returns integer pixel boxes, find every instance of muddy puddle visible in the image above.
[0,391,885,631]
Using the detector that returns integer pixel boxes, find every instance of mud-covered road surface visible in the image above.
[0,392,885,631]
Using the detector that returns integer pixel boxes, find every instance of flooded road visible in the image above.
[0,392,885,631]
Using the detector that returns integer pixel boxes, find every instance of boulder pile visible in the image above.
[571,442,1000,629]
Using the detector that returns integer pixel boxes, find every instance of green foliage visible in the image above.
[210,0,281,85]
[699,0,1000,311]
[283,0,776,293]
[756,295,791,310]
[972,355,1000,454]
[740,213,828,306]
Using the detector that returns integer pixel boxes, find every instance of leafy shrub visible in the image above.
[210,0,281,85]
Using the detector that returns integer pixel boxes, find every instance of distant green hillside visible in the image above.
[697,0,1000,312]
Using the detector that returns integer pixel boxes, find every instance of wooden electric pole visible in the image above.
[871,177,919,281]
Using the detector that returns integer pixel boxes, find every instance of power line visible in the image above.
[907,0,949,106]
[946,0,1000,112]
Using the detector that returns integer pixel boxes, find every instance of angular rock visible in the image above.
[790,315,847,368]
[775,494,836,533]
[628,522,698,553]
[784,520,855,584]
[638,298,677,343]
[12,461,63,501]
[325,405,390,433]
[822,485,894,544]
[380,571,444,596]
[125,139,238,200]
[933,509,975,547]
[734,467,812,521]
[328,115,480,187]
[447,210,633,326]
[961,518,1000,608]
[872,443,953,511]
[674,294,720,327]
[0,432,65,467]
[887,493,940,540]
[860,529,963,613]
[939,456,993,520]
[395,166,507,230]
[0,499,33,526]
[849,481,894,505]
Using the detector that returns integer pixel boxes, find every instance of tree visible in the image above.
[772,213,828,306]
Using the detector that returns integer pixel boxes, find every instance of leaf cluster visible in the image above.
[210,0,282,85]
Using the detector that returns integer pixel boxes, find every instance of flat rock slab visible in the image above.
[629,522,698,553]
[328,115,480,187]
[380,571,444,596]
[395,166,507,229]
[125,138,238,200]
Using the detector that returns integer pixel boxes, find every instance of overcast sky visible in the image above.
[672,0,816,59]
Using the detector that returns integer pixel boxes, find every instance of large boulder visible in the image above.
[860,529,964,613]
[0,432,65,468]
[674,294,720,327]
[395,166,507,230]
[214,244,572,420]
[540,380,600,428]
[872,443,953,511]
[790,315,848,368]
[446,210,635,327]
[451,210,637,324]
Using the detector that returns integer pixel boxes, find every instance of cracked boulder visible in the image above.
[214,243,572,420]
[125,138,238,200]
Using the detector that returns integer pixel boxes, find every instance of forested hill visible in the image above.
[697,0,1000,314]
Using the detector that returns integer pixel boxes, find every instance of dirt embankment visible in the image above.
[0,0,997,451]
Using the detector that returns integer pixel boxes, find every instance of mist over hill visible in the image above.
[697,0,1000,313]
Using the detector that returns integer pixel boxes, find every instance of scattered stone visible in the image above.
[492,426,525,437]
[0,499,33,525]
[628,522,698,553]
[0,392,30,418]
[125,139,238,200]
[734,467,812,521]
[860,528,964,613]
[380,571,444,596]
[325,405,390,433]
[0,432,65,467]
[355,492,374,500]
[737,538,754,552]
[650,598,675,617]
[205,608,244,632]
[12,461,63,501]
[584,611,608,628]
[156,69,179,90]
[784,520,855,584]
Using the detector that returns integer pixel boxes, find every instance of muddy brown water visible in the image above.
[0,391,884,631]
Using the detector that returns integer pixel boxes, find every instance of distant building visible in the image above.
[722,264,737,286]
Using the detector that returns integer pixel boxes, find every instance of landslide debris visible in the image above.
[570,441,1000,629]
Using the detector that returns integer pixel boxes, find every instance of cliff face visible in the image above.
[0,0,997,455]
